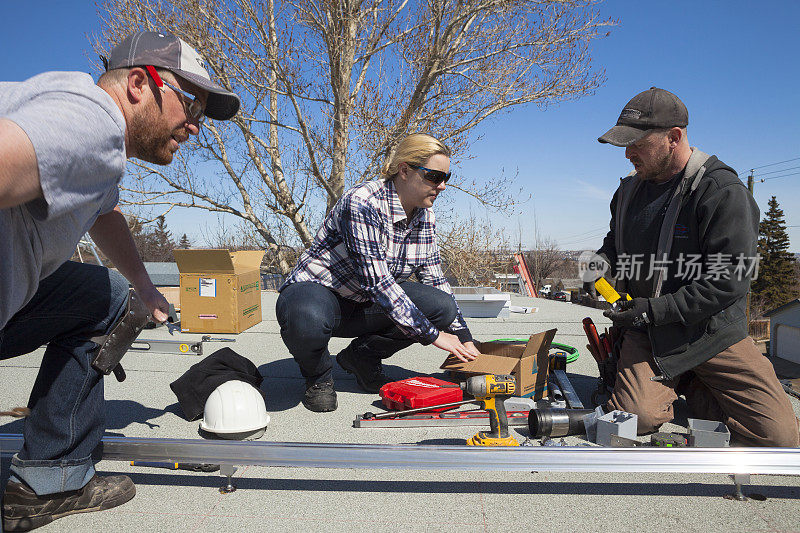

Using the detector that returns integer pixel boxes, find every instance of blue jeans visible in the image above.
[275,281,458,385]
[0,261,129,495]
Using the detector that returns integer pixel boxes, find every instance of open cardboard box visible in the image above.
[173,249,264,334]
[440,329,556,399]
[156,286,181,311]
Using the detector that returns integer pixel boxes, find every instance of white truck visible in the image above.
[538,284,552,298]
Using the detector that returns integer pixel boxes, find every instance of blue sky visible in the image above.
[3,1,799,251]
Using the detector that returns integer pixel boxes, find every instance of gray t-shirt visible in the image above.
[0,71,126,329]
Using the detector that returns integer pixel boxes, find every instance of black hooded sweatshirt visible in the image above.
[597,148,760,379]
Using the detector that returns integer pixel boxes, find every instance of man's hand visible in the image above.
[434,332,479,363]
[135,283,170,323]
[603,297,651,328]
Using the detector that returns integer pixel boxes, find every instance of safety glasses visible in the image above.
[145,65,205,122]
[407,163,451,185]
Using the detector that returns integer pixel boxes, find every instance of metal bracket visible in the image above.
[725,473,750,501]
[219,464,238,494]
[201,335,236,343]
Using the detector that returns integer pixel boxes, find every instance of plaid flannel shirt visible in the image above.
[281,179,472,345]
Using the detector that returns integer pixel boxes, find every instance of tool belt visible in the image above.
[90,289,150,382]
[600,325,621,389]
[583,318,621,406]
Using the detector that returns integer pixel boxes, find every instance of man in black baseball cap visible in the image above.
[588,88,799,447]
[1,31,241,530]
[598,86,688,148]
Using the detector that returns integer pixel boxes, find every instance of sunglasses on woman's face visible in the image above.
[407,163,451,185]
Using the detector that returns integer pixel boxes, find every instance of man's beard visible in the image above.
[638,151,672,182]
[128,102,183,165]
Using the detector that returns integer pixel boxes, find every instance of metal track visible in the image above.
[2,434,800,475]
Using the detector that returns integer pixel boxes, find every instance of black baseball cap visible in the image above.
[598,87,688,147]
[105,31,240,121]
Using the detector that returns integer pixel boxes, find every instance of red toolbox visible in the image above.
[379,376,463,412]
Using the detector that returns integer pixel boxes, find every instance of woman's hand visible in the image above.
[462,341,481,358]
[433,332,480,363]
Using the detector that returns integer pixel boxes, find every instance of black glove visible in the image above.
[603,297,651,328]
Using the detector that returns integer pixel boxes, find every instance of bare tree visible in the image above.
[438,215,513,287]
[93,0,612,273]
[201,217,302,272]
[524,236,567,289]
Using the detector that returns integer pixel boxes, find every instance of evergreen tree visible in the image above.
[178,233,192,249]
[752,196,798,308]
[153,216,174,261]
[127,215,158,261]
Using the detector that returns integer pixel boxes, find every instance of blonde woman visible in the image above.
[277,133,479,412]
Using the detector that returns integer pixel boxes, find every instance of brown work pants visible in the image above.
[607,329,799,447]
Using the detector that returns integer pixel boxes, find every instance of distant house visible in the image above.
[540,278,563,291]
[560,278,583,291]
[539,278,582,292]
[143,262,179,286]
[764,299,800,364]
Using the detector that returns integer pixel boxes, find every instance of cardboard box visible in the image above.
[440,329,556,399]
[156,286,181,311]
[173,249,264,334]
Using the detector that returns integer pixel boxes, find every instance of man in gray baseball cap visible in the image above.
[0,31,240,530]
[589,87,798,447]
[104,30,240,121]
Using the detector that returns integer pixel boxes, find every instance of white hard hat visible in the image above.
[200,380,270,440]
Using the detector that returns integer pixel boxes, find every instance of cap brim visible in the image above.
[597,124,651,147]
[173,69,241,121]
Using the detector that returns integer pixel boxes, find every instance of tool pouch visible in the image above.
[602,326,622,389]
[90,290,150,382]
[592,327,622,406]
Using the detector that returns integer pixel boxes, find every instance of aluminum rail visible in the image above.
[2,434,800,475]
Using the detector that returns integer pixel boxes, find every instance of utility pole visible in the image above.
[746,169,755,329]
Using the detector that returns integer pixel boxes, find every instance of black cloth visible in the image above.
[621,171,682,298]
[169,347,263,421]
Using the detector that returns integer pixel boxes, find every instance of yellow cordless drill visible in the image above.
[462,374,519,446]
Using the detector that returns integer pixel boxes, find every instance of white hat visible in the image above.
[200,380,270,440]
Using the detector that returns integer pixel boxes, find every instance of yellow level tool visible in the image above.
[595,278,631,305]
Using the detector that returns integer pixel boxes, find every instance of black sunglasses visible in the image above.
[407,163,451,185]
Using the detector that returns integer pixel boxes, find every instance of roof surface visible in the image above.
[2,292,799,532]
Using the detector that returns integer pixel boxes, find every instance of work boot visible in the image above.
[2,474,136,532]
[336,347,392,393]
[303,380,338,412]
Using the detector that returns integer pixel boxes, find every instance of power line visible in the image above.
[760,171,800,182]
[557,230,609,247]
[744,157,800,173]
[556,225,609,240]
[754,165,800,177]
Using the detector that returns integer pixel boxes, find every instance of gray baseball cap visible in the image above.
[105,30,240,121]
[598,87,688,147]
